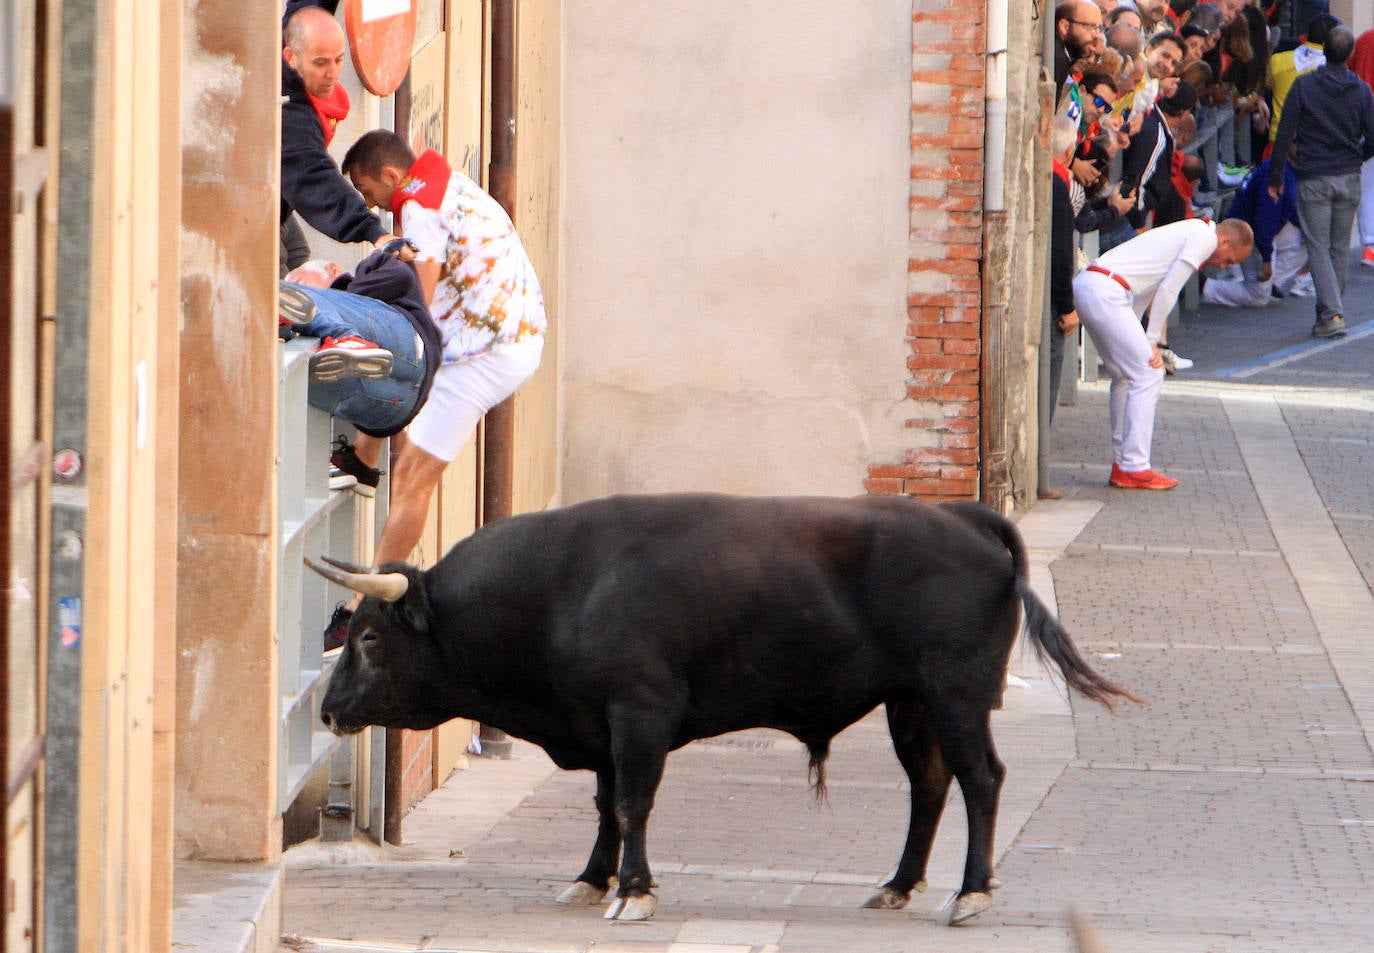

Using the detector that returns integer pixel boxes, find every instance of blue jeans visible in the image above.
[1296,172,1362,323]
[284,282,426,434]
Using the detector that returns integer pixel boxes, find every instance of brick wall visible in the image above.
[395,728,434,823]
[866,2,987,501]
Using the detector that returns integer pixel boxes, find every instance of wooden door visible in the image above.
[3,1,53,948]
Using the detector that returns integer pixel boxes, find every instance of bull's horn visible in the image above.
[319,554,378,575]
[304,557,409,602]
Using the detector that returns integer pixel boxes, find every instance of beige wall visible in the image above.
[1331,1,1373,35]
[561,0,915,500]
[513,0,561,513]
[77,1,184,948]
[176,0,281,861]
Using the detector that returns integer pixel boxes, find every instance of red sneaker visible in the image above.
[1109,466,1179,490]
[309,335,393,383]
[1361,246,1374,267]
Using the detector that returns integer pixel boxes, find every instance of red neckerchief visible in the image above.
[1164,9,1180,30]
[1052,158,1072,187]
[309,83,350,147]
[391,149,453,218]
[1170,151,1194,216]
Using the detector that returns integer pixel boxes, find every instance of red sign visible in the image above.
[343,0,418,97]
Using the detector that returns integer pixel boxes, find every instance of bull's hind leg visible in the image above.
[601,713,673,921]
[930,705,1005,925]
[556,767,620,906]
[864,697,953,911]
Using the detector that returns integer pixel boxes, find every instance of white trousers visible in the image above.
[1201,222,1308,308]
[1072,270,1164,472]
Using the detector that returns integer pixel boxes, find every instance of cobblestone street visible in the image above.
[281,263,1374,952]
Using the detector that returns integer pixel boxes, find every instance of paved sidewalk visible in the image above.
[280,255,1374,953]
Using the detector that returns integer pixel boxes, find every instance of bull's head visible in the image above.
[307,556,456,735]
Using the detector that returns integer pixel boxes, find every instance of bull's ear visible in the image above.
[391,568,431,635]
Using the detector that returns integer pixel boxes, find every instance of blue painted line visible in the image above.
[1213,321,1374,378]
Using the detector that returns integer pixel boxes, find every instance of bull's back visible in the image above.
[424,494,1020,743]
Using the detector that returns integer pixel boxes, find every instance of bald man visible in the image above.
[281,4,393,248]
[1073,218,1253,489]
[1055,1,1105,99]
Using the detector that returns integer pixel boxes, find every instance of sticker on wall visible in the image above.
[362,0,409,20]
[344,0,417,97]
[58,597,82,649]
[53,448,83,481]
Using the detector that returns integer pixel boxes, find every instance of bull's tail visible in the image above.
[942,501,1143,711]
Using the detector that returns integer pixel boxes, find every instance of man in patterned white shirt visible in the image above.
[318,130,547,650]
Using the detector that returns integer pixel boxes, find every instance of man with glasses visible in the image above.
[1055,1,1105,101]
[1078,72,1120,139]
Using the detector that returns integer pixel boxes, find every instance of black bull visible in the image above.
[313,493,1137,924]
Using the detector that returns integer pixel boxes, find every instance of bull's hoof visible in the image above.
[604,893,658,921]
[862,887,910,910]
[987,876,1002,891]
[949,891,993,926]
[556,881,608,905]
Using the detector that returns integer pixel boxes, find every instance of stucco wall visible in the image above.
[561,1,915,500]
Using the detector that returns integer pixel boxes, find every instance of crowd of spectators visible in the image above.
[1052,0,1374,347]
[1045,0,1374,494]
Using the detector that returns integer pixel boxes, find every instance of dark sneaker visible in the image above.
[1312,316,1347,339]
[322,603,353,657]
[309,336,393,382]
[330,436,382,498]
[278,281,317,327]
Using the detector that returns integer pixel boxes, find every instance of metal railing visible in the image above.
[276,338,386,842]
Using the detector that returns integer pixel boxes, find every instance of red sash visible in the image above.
[309,84,350,147]
[391,149,453,218]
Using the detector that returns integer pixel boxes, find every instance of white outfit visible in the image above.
[1073,219,1217,471]
[1201,223,1308,308]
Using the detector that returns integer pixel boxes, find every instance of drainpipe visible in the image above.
[979,0,1011,509]
[484,0,516,533]
[477,0,517,760]
[1036,0,1058,497]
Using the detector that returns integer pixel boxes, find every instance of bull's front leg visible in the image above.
[602,718,670,921]
[556,767,620,906]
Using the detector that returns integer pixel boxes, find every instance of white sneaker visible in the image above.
[1217,165,1252,188]
[1288,274,1315,298]
[1158,346,1193,375]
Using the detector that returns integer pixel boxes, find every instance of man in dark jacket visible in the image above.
[1268,26,1374,338]
[1050,118,1084,437]
[281,3,394,251]
[1121,82,1199,232]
